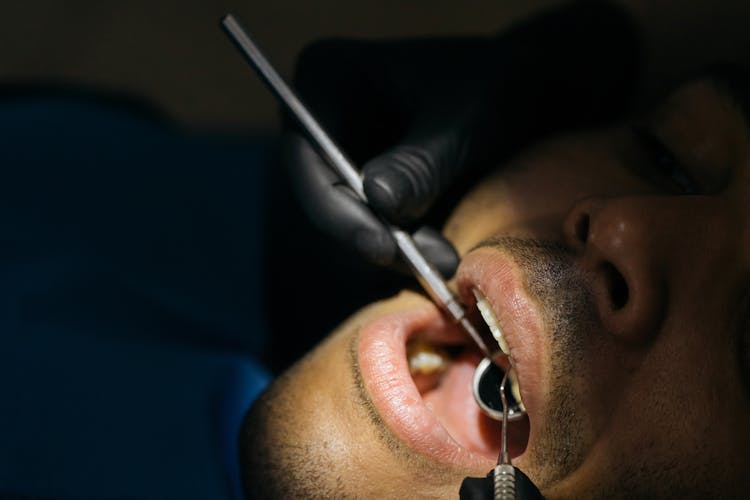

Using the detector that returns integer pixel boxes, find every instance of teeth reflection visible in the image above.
[472,357,526,421]
[509,370,525,411]
[472,288,509,355]
[407,340,448,375]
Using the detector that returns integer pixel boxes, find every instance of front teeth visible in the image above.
[473,288,509,355]
[509,372,525,410]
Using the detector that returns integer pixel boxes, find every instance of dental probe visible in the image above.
[494,369,515,499]
[221,13,501,362]
[459,367,545,500]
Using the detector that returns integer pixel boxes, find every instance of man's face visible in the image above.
[243,76,750,498]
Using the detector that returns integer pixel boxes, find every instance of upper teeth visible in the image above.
[473,288,510,355]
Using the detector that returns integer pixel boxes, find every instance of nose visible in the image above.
[563,196,667,343]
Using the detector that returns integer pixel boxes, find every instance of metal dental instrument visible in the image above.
[460,367,545,498]
[499,369,511,465]
[221,13,502,362]
[473,357,525,422]
[494,369,516,500]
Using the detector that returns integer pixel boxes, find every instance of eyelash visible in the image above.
[632,126,699,195]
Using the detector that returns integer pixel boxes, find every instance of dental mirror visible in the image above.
[472,357,526,421]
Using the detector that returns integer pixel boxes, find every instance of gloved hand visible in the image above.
[281,2,640,278]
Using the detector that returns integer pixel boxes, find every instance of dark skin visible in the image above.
[243,76,750,498]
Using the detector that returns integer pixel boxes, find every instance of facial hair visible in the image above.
[473,236,597,487]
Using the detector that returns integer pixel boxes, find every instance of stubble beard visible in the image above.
[474,236,596,488]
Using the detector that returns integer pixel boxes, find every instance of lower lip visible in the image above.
[357,303,496,470]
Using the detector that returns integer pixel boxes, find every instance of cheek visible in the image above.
[265,325,405,491]
[599,319,744,470]
[445,134,647,254]
[444,179,514,254]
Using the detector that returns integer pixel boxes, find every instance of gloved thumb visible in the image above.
[411,226,460,279]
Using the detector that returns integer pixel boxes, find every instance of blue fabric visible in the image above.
[0,95,272,499]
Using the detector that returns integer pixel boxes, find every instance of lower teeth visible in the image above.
[407,340,448,376]
[510,372,525,411]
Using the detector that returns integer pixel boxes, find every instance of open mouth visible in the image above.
[407,300,531,460]
[357,250,542,470]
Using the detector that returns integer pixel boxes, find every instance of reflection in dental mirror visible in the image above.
[473,357,526,421]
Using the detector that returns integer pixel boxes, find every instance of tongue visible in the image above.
[421,350,501,460]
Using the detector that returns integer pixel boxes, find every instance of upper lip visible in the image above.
[456,246,549,452]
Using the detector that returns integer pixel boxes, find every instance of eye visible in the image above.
[631,126,699,195]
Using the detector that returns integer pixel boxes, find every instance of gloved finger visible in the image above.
[459,474,493,499]
[281,129,460,275]
[411,226,460,279]
[280,130,398,267]
[362,114,475,225]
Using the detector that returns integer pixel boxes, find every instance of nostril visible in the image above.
[601,262,629,310]
[574,213,590,244]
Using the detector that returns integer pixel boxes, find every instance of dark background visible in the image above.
[1,0,558,371]
[1,0,556,132]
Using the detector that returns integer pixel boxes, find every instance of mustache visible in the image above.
[471,237,598,481]
[471,236,596,359]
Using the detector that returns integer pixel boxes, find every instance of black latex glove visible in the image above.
[281,1,640,277]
